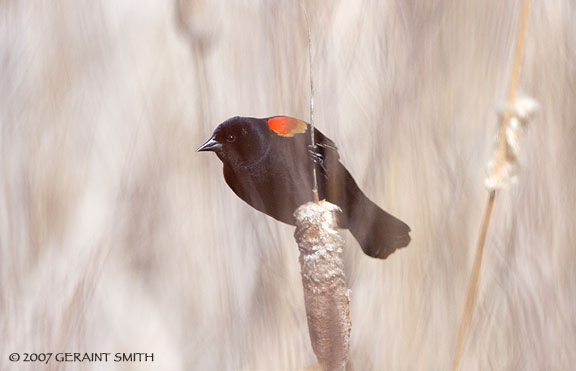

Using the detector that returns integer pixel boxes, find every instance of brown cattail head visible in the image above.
[294,201,351,371]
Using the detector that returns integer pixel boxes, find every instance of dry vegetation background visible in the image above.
[1,0,575,370]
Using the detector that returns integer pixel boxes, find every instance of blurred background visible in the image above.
[1,0,575,370]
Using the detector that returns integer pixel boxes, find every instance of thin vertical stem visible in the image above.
[300,3,320,203]
[452,191,495,371]
[452,1,531,370]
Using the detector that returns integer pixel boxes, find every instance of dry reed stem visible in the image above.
[452,1,531,370]
[300,2,320,203]
[294,201,351,371]
[452,191,496,371]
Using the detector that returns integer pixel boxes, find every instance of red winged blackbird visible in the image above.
[197,116,410,259]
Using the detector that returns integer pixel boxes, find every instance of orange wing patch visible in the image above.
[267,116,307,137]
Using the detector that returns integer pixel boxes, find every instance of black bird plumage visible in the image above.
[197,116,411,259]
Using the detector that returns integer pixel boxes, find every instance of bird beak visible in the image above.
[196,137,222,152]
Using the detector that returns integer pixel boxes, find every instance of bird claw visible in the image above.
[308,144,327,173]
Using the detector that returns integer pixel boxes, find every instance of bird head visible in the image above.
[197,116,271,168]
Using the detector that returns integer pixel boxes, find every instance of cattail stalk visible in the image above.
[300,2,320,203]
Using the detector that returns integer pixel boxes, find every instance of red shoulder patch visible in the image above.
[267,116,307,137]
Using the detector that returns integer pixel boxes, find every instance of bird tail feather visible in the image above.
[347,195,411,259]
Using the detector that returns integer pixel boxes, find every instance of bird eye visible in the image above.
[226,134,236,142]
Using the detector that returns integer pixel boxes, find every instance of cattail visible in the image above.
[294,201,351,371]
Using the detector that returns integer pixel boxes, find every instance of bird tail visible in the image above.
[347,194,411,259]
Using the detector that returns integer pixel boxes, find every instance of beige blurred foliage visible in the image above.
[1,0,575,370]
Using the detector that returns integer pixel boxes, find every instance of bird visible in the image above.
[197,115,411,259]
